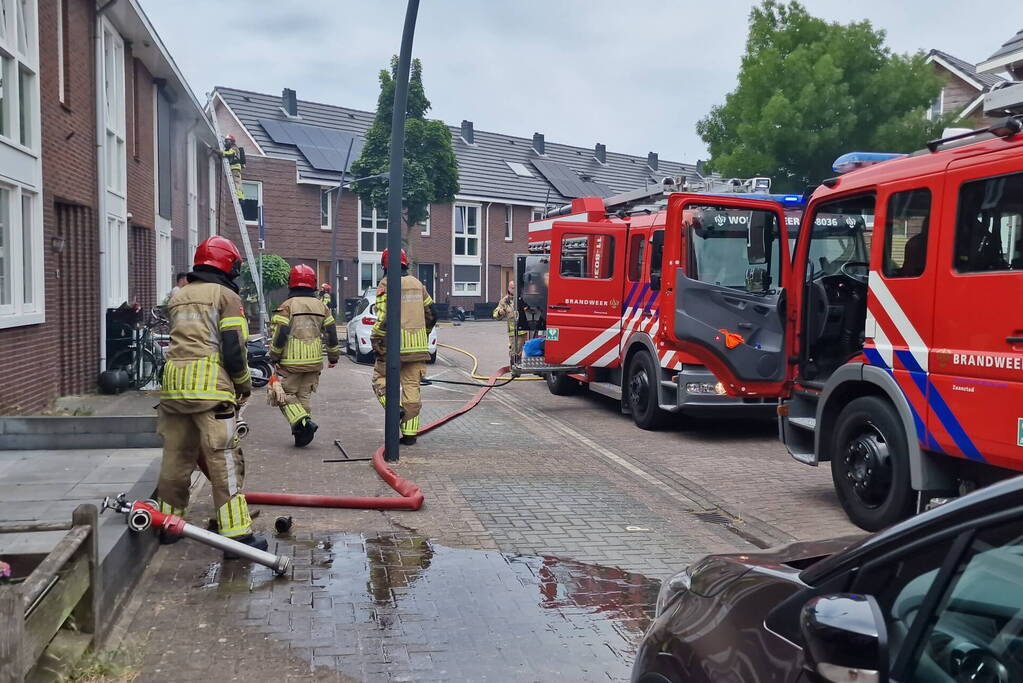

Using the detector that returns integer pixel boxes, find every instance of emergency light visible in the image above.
[832,152,904,174]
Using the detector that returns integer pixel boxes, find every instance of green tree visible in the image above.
[351,57,459,249]
[240,253,291,314]
[697,1,951,192]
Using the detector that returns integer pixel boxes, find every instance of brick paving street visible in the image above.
[118,320,860,682]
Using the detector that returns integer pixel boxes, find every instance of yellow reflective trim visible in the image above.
[219,316,246,330]
[271,314,289,325]
[401,415,420,436]
[161,390,236,401]
[324,314,335,326]
[217,495,252,538]
[424,294,434,306]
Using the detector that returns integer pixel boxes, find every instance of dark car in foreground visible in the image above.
[632,477,1023,683]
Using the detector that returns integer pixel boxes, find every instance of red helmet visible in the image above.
[225,134,236,143]
[381,248,409,269]
[193,236,242,278]
[289,264,317,289]
[320,283,332,291]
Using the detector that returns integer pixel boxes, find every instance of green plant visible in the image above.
[62,644,141,682]
[239,253,291,301]
[697,1,952,192]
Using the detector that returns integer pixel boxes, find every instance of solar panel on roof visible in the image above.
[531,159,612,198]
[258,118,364,173]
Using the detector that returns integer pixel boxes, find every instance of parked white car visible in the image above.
[345,287,437,364]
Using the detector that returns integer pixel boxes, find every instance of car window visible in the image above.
[354,298,370,316]
[907,524,1023,681]
[954,171,1023,273]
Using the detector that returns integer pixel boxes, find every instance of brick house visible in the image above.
[926,49,1005,126]
[210,87,699,311]
[0,0,216,413]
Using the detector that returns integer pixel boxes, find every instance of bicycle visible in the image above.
[108,307,167,390]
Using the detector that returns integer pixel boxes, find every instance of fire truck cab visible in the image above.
[674,85,1023,531]
[517,180,802,429]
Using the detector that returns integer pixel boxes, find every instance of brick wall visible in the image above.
[0,0,100,413]
[127,57,155,228]
[129,224,156,307]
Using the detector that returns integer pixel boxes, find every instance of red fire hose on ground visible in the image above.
[244,360,512,511]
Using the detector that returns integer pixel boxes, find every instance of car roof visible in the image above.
[802,474,1023,584]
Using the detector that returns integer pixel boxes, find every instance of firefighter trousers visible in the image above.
[156,405,253,539]
[278,369,319,428]
[231,166,243,200]
[508,332,527,362]
[372,358,426,436]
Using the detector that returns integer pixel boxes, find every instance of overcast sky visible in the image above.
[139,1,1014,163]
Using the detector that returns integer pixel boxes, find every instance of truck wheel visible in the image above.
[545,371,578,396]
[830,396,915,532]
[626,352,668,430]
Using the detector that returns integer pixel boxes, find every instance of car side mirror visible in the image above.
[800,594,888,683]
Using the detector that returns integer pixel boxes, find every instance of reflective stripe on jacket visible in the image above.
[269,294,340,372]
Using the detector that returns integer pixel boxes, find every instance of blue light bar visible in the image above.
[832,152,905,174]
[703,192,806,206]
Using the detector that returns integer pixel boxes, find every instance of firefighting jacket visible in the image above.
[160,276,251,412]
[269,290,340,372]
[371,274,436,362]
[222,146,243,169]
[492,294,526,336]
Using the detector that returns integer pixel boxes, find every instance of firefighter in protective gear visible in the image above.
[318,282,333,311]
[371,249,436,445]
[492,280,527,362]
[218,135,245,200]
[158,236,267,555]
[269,264,341,446]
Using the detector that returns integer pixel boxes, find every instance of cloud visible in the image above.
[141,0,1013,163]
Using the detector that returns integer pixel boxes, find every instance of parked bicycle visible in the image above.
[108,307,168,390]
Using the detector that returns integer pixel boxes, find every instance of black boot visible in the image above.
[223,533,269,560]
[293,417,318,447]
[159,531,182,545]
[400,434,417,446]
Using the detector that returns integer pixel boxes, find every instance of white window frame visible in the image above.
[0,0,38,153]
[531,207,545,223]
[359,257,383,293]
[56,0,66,103]
[241,180,262,226]
[0,183,43,327]
[186,131,198,256]
[320,189,332,231]
[358,197,388,254]
[504,205,513,241]
[101,21,125,198]
[103,215,128,307]
[419,205,430,236]
[452,202,481,296]
[207,155,217,235]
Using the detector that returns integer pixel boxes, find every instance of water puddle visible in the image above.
[209,532,660,681]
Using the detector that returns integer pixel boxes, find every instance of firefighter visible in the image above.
[371,249,436,445]
[492,280,527,362]
[269,264,341,446]
[218,135,245,200]
[157,236,267,555]
[318,282,334,311]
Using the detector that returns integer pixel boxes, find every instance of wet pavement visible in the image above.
[137,532,658,682]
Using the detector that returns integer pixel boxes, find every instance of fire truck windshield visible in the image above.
[805,206,875,280]
[685,205,786,293]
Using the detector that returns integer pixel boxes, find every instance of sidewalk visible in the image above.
[117,321,752,682]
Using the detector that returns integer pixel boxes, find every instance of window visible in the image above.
[320,189,332,230]
[359,261,383,292]
[454,204,479,256]
[504,205,513,241]
[241,181,261,224]
[883,189,931,278]
[359,198,388,252]
[16,64,29,146]
[685,205,783,291]
[506,161,533,178]
[649,229,664,290]
[104,216,128,306]
[806,194,875,280]
[559,233,615,279]
[628,233,646,281]
[531,208,544,223]
[927,89,944,121]
[419,205,430,236]
[0,55,9,137]
[954,172,1023,273]
[0,0,36,149]
[103,24,125,195]
[0,183,42,325]
[57,0,68,104]
[453,264,481,294]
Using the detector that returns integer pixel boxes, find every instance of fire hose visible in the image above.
[102,493,291,575]
[244,358,511,511]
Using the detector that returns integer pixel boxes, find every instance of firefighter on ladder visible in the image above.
[269,264,341,447]
[371,249,436,445]
[218,135,245,200]
[492,280,527,363]
[157,236,267,555]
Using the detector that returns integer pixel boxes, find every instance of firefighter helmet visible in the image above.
[288,264,317,289]
[320,283,332,292]
[193,236,242,278]
[381,248,409,269]
[225,134,236,144]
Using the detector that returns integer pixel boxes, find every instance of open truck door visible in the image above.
[663,194,793,397]
[544,221,628,367]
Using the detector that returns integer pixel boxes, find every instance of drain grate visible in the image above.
[693,511,733,525]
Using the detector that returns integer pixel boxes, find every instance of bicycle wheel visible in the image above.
[110,348,159,389]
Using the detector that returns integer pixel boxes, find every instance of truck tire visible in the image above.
[830,396,915,532]
[545,371,578,396]
[626,351,669,430]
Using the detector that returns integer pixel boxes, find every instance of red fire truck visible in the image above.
[516,178,804,429]
[639,86,1023,531]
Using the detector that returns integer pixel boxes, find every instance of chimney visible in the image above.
[533,132,545,156]
[461,120,474,144]
[647,152,658,172]
[281,88,298,117]
[594,143,606,164]
[695,159,706,176]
